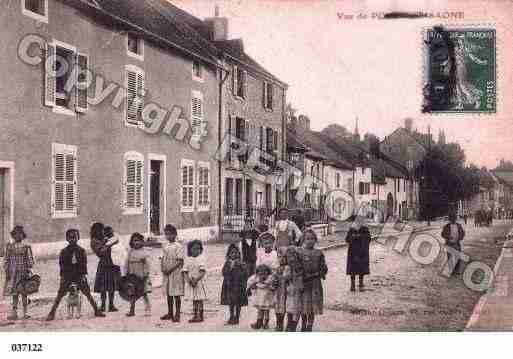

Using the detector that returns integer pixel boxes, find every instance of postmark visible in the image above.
[422,26,496,114]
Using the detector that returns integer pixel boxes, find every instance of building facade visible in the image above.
[0,0,227,254]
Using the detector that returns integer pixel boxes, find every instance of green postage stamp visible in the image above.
[423,26,496,114]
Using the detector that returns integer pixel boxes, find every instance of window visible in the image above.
[125,65,145,126]
[361,167,365,175]
[51,143,78,218]
[123,152,144,214]
[263,81,273,110]
[22,0,48,22]
[347,178,353,194]
[197,162,210,211]
[191,90,204,137]
[373,183,377,195]
[336,173,341,188]
[233,65,246,99]
[181,159,195,212]
[127,33,144,60]
[359,182,370,195]
[44,41,88,114]
[192,60,202,81]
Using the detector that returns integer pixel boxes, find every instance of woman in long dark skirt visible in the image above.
[91,223,120,312]
[345,226,371,292]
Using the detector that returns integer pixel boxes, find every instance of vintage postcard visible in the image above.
[1,0,513,354]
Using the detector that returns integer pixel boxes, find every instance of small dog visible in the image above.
[66,283,82,319]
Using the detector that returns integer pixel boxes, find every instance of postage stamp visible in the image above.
[422,26,496,114]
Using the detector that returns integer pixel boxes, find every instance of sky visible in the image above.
[171,0,513,168]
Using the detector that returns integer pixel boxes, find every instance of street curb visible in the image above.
[465,237,511,330]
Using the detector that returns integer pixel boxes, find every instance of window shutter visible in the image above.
[270,84,274,110]
[243,70,248,98]
[126,69,138,124]
[136,160,144,208]
[52,144,78,217]
[263,81,267,108]
[75,53,88,113]
[259,126,263,151]
[126,159,136,208]
[191,92,203,136]
[232,65,237,96]
[44,42,56,107]
[54,153,65,212]
[273,130,278,152]
[137,71,145,121]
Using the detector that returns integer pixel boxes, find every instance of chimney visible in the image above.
[404,118,413,133]
[204,5,229,41]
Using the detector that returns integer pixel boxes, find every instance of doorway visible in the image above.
[386,192,394,220]
[148,156,166,236]
[0,162,14,257]
[0,169,6,256]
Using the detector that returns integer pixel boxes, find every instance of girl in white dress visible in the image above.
[182,240,207,323]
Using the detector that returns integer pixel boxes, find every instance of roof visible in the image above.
[214,39,288,87]
[492,170,513,188]
[70,1,287,86]
[322,135,371,168]
[67,0,221,66]
[287,127,354,170]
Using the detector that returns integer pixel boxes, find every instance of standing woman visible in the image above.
[3,226,35,320]
[345,226,371,292]
[90,222,119,312]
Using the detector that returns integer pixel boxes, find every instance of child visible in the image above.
[299,229,328,331]
[255,232,279,272]
[239,219,259,276]
[91,223,120,313]
[283,246,304,331]
[220,244,248,325]
[247,264,274,329]
[3,226,35,320]
[125,233,152,317]
[160,224,185,322]
[274,208,303,255]
[273,252,287,331]
[46,229,105,321]
[182,240,207,323]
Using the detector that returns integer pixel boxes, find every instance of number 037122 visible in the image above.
[10,344,43,352]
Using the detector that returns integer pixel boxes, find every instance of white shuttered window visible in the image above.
[197,162,210,211]
[181,159,195,212]
[125,65,145,126]
[51,143,78,218]
[191,90,204,137]
[123,151,144,214]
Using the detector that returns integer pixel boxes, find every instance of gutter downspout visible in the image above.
[282,87,287,206]
[218,66,230,242]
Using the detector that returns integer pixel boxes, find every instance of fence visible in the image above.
[221,205,328,232]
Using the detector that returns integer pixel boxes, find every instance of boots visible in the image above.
[275,313,285,331]
[234,306,241,325]
[189,301,202,323]
[161,296,174,320]
[7,308,18,321]
[198,302,204,322]
[350,275,356,292]
[286,317,297,332]
[172,297,181,323]
[359,275,365,291]
[251,318,263,330]
[262,310,269,329]
[126,301,136,317]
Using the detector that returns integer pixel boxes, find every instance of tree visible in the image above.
[321,124,351,140]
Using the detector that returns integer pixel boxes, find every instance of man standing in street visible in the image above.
[441,213,465,276]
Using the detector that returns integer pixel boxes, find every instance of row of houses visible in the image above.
[459,161,513,219]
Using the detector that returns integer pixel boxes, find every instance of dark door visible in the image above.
[265,184,272,210]
[235,178,243,214]
[0,169,5,256]
[245,179,253,209]
[149,161,161,235]
[386,193,394,219]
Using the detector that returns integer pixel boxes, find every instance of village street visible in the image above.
[1,220,511,332]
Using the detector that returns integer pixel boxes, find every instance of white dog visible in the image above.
[66,283,82,319]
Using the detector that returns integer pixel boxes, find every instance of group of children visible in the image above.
[3,207,328,331]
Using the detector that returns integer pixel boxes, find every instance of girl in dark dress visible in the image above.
[90,223,119,312]
[345,226,371,292]
[220,244,248,325]
[239,220,259,276]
